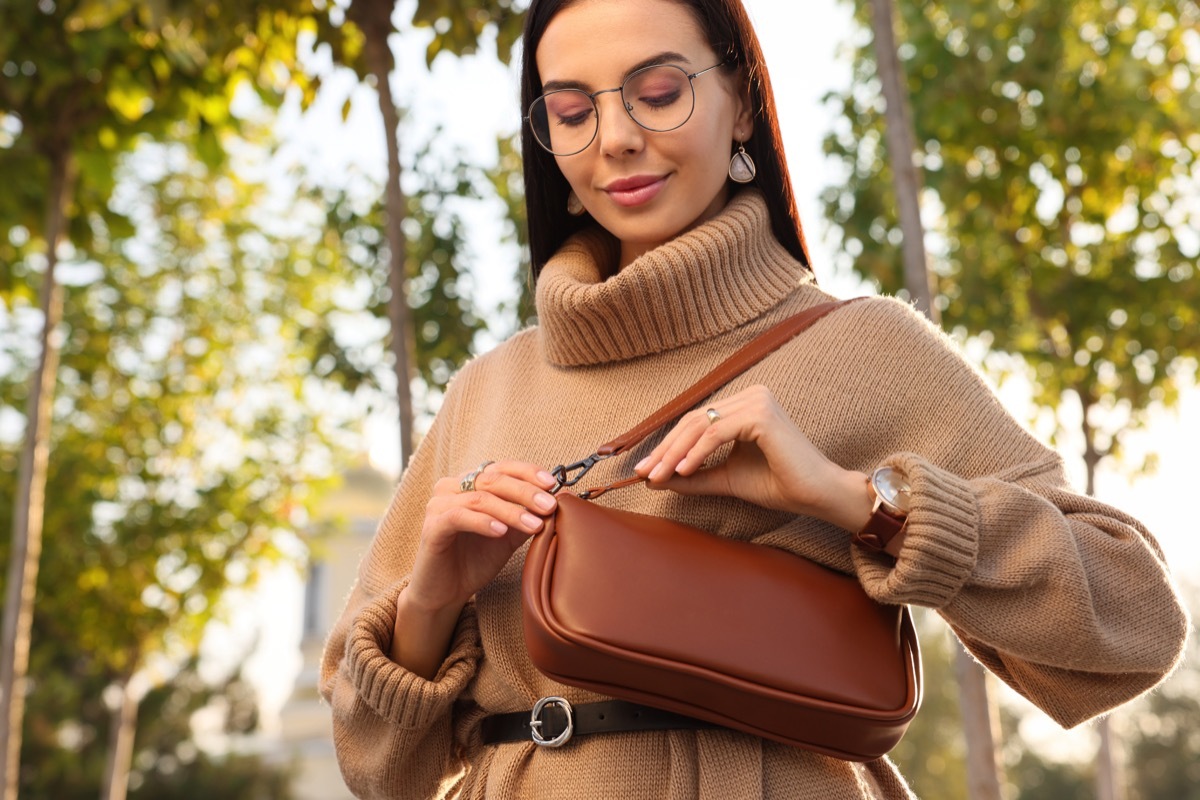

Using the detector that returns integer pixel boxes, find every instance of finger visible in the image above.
[634,391,758,478]
[642,404,745,484]
[470,467,558,516]
[480,459,559,492]
[433,495,547,537]
[428,505,517,540]
[634,409,712,479]
[442,460,558,511]
[648,465,731,496]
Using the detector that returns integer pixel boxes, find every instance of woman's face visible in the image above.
[535,0,752,270]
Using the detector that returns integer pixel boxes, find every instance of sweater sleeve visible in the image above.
[842,298,1190,728]
[324,577,481,798]
[319,369,483,799]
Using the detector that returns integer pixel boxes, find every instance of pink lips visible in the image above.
[604,175,668,207]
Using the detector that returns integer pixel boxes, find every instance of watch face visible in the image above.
[873,466,912,514]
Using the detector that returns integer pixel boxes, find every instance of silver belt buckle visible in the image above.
[530,696,573,748]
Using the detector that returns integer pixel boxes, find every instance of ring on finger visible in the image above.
[705,407,722,425]
[459,460,495,493]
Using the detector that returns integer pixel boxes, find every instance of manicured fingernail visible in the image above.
[533,492,556,512]
[649,463,666,481]
[537,470,556,487]
[521,513,543,530]
[490,521,508,535]
[635,457,652,473]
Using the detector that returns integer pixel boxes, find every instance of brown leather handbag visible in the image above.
[521,299,922,761]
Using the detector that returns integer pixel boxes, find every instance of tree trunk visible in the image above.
[955,648,1005,800]
[1079,392,1123,800]
[868,2,1004,797]
[0,147,73,800]
[99,679,140,800]
[868,0,939,323]
[1095,716,1123,800]
[352,0,415,469]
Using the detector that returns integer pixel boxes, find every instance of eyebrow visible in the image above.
[541,51,693,93]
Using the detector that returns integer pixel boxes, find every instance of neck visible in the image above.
[617,186,732,272]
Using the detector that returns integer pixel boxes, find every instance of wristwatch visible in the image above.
[853,466,911,558]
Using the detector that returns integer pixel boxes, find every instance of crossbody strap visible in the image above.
[550,296,866,496]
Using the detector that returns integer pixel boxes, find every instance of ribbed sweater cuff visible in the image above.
[344,579,482,728]
[853,452,979,608]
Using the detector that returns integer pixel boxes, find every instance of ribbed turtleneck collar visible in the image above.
[535,190,813,367]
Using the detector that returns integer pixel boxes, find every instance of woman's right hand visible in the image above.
[405,460,559,617]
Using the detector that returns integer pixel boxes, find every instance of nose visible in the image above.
[594,91,644,158]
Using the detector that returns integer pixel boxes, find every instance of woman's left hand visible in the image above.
[633,385,871,530]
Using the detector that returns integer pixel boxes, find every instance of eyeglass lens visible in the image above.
[530,65,697,156]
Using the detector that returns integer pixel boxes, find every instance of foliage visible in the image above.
[0,0,525,795]
[0,138,357,793]
[1004,749,1090,800]
[824,0,1200,461]
[0,0,352,294]
[8,633,295,800]
[310,131,490,406]
[489,132,536,328]
[1123,621,1200,800]
[126,658,296,800]
[410,0,526,66]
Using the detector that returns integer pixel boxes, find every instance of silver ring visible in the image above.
[459,460,494,493]
[705,408,722,425]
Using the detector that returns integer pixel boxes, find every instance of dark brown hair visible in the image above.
[519,0,813,282]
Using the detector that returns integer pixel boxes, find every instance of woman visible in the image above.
[320,1,1190,797]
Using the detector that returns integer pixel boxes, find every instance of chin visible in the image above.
[601,211,695,247]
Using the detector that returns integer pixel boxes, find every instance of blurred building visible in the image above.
[274,465,394,800]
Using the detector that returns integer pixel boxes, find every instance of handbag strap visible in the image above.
[550,296,866,495]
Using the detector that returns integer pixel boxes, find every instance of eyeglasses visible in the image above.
[527,62,727,157]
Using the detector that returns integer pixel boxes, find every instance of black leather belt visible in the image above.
[480,697,721,748]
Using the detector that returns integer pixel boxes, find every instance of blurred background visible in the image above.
[1,1,1197,799]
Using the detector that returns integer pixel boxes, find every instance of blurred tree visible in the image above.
[0,140,357,796]
[1122,602,1200,800]
[337,0,524,466]
[311,132,489,426]
[824,1,1200,794]
[489,132,536,328]
[825,0,1200,459]
[895,606,1200,800]
[888,610,971,799]
[1,611,298,800]
[1000,586,1200,800]
[0,3,352,796]
[864,2,1004,796]
[1124,686,1200,799]
[1003,745,1090,800]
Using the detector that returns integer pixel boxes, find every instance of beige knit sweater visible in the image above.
[319,191,1189,800]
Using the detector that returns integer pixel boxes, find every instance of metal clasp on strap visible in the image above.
[549,453,610,495]
[530,696,574,748]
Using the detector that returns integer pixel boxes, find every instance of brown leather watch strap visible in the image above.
[596,297,866,458]
[854,510,908,558]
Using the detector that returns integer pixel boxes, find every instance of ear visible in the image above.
[731,70,755,142]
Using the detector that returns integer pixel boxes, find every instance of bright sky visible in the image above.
[240,0,1199,754]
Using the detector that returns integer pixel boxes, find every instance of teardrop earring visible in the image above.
[567,190,586,217]
[728,143,757,184]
